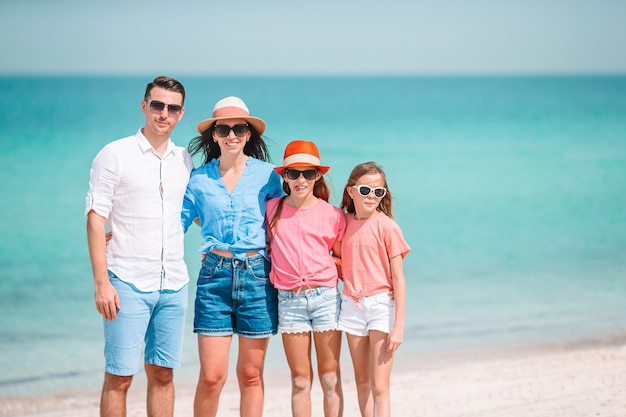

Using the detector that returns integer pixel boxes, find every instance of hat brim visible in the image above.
[274,163,330,175]
[196,116,266,135]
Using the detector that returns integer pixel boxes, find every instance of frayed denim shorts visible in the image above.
[277,286,341,334]
[194,252,278,338]
[104,271,188,376]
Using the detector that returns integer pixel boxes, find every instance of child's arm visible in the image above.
[388,254,406,351]
[331,240,343,280]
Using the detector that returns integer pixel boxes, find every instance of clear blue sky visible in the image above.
[1,0,625,75]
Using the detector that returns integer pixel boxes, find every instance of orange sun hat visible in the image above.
[274,140,330,175]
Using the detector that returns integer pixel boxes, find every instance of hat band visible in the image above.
[212,106,251,118]
[283,153,321,167]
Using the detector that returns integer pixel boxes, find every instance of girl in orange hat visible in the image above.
[266,140,345,417]
[338,161,410,417]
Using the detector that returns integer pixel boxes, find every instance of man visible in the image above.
[86,76,193,417]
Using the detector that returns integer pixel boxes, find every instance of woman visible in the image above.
[181,96,283,417]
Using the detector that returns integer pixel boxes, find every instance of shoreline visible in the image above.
[2,331,626,417]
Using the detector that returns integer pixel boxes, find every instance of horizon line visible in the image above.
[1,71,626,78]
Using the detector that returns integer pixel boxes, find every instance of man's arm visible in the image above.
[86,210,120,321]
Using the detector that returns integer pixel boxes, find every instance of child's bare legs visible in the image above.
[283,332,314,417]
[346,331,394,417]
[346,334,373,417]
[313,330,343,417]
[369,330,394,417]
[283,330,344,417]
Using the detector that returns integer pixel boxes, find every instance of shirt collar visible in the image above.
[136,128,177,158]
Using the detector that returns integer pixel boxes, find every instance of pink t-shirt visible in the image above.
[266,197,346,290]
[341,212,410,299]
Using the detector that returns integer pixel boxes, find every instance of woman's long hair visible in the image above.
[188,122,270,165]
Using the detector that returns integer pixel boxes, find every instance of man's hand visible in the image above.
[95,280,120,321]
[87,211,119,320]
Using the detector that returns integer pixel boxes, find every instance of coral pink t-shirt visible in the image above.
[266,197,346,290]
[341,212,410,299]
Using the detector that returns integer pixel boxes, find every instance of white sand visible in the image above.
[2,338,626,417]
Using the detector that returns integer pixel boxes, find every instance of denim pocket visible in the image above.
[247,257,270,282]
[321,286,340,301]
[379,292,394,306]
[198,259,218,280]
[277,289,292,304]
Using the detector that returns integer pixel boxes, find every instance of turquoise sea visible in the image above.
[1,75,625,399]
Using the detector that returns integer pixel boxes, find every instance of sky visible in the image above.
[1,0,625,76]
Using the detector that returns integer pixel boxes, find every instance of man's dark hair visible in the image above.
[144,76,186,104]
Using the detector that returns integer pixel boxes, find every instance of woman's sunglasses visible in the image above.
[352,185,387,198]
[148,100,183,117]
[214,124,250,138]
[284,169,318,181]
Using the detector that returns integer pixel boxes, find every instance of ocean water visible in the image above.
[1,75,625,398]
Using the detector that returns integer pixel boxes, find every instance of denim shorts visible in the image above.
[277,286,341,333]
[104,272,188,376]
[337,292,396,336]
[194,252,278,338]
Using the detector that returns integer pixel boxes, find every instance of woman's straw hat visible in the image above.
[196,96,265,134]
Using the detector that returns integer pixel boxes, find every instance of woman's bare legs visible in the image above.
[194,335,232,417]
[237,336,270,417]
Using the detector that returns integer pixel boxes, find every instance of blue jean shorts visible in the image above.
[104,272,188,376]
[194,252,278,338]
[277,286,341,334]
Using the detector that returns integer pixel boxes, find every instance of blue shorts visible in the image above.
[277,286,341,333]
[104,272,188,376]
[194,252,278,338]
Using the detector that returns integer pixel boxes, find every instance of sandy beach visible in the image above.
[2,333,625,417]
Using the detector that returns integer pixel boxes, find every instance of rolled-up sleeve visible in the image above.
[181,185,198,233]
[85,146,121,218]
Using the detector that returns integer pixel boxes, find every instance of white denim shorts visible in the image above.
[337,292,395,336]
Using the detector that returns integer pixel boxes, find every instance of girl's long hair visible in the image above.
[267,171,331,254]
[340,161,393,218]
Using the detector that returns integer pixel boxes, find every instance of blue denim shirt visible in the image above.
[181,157,283,261]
